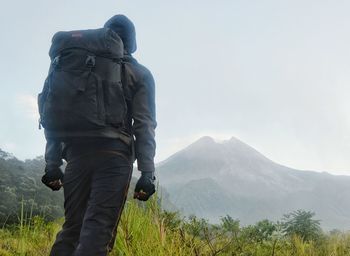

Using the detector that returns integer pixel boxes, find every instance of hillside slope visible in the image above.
[157,136,350,230]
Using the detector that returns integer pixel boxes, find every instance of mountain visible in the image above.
[156,136,350,230]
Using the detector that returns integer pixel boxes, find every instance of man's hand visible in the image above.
[134,172,156,201]
[41,166,64,191]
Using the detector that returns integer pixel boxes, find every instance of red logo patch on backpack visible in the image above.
[71,32,83,38]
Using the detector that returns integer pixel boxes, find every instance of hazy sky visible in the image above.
[0,0,349,175]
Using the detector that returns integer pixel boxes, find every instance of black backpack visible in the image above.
[38,28,127,132]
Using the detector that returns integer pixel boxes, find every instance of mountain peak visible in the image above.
[194,136,215,144]
[228,136,239,142]
[181,136,217,154]
[191,136,242,146]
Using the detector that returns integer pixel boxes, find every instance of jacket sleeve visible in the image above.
[132,70,157,172]
[44,139,63,170]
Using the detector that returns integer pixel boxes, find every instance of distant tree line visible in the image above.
[0,152,64,226]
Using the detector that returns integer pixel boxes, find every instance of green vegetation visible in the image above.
[1,150,350,255]
[0,153,64,226]
[282,209,322,242]
[1,196,350,256]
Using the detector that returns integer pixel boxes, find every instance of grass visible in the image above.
[1,196,350,256]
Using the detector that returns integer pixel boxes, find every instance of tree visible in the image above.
[282,209,322,242]
[244,219,277,243]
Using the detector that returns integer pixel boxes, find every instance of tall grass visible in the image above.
[1,196,350,255]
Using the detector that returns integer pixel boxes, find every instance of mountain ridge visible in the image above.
[157,136,350,230]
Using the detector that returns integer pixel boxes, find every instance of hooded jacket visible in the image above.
[44,16,156,172]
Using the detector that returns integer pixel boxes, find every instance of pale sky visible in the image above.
[0,0,349,175]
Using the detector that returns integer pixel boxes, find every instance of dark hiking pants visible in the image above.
[50,151,132,256]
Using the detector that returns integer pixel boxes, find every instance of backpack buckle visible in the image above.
[52,56,60,67]
[85,55,96,68]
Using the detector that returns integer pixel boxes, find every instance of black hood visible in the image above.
[104,14,137,54]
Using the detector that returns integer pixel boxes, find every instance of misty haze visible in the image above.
[1,0,350,255]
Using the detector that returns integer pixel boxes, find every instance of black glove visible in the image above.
[134,172,156,201]
[41,166,64,191]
